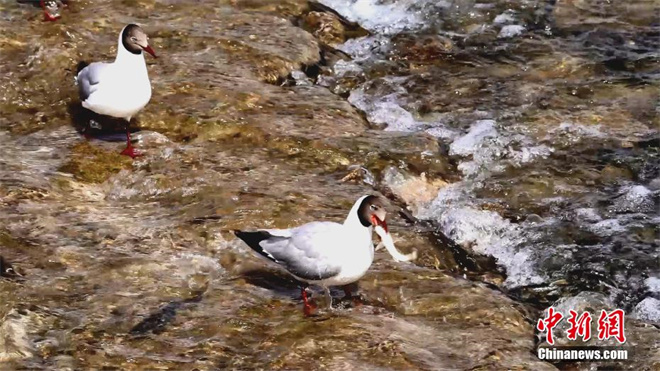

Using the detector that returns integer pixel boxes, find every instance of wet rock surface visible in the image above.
[1,0,658,370]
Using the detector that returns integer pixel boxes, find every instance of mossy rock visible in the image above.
[59,141,132,183]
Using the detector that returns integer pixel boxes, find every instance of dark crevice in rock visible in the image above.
[301,62,321,81]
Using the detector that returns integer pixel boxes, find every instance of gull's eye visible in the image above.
[131,37,138,42]
[370,204,377,210]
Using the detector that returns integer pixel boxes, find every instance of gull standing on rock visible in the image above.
[75,24,156,158]
[234,195,417,315]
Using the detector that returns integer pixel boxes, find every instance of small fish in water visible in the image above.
[234,195,416,316]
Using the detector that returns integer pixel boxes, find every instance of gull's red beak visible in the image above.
[371,215,388,233]
[142,45,157,58]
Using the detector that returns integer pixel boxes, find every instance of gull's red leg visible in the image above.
[342,286,351,299]
[301,288,316,316]
[41,1,61,21]
[343,285,362,307]
[120,125,142,159]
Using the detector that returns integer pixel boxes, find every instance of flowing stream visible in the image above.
[0,0,658,370]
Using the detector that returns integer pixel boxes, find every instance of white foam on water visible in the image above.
[448,120,553,178]
[493,10,516,25]
[505,249,546,287]
[413,118,562,287]
[418,184,546,287]
[318,0,449,35]
[316,74,335,87]
[449,120,497,157]
[646,277,660,293]
[290,70,313,86]
[347,76,450,133]
[587,219,627,237]
[349,90,418,131]
[424,125,457,139]
[498,25,526,38]
[610,185,656,214]
[574,197,656,240]
[455,160,498,178]
[332,59,364,78]
[338,35,392,62]
[574,208,603,223]
[510,145,553,166]
[649,177,660,191]
[632,298,660,323]
[450,120,503,177]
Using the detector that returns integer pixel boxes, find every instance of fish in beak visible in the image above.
[371,214,388,233]
[373,220,417,263]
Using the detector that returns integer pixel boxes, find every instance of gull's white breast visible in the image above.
[315,225,374,286]
[82,64,151,120]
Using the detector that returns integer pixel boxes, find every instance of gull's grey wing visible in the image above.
[76,62,109,102]
[234,222,342,281]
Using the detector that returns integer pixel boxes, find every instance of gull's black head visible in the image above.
[357,195,388,231]
[121,24,157,57]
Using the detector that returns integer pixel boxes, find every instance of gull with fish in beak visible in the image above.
[234,195,417,315]
[75,24,157,158]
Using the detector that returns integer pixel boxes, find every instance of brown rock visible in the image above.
[301,11,347,47]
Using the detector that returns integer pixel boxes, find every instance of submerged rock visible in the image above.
[449,120,497,157]
[381,167,447,213]
[391,34,453,64]
[553,0,658,31]
[609,185,656,214]
[498,24,525,38]
[301,11,347,47]
[0,310,35,363]
[632,298,660,323]
[356,269,556,370]
[58,142,132,184]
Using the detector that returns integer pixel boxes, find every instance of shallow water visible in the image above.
[0,0,659,370]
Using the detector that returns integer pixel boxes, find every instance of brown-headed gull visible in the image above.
[75,24,156,158]
[234,195,416,315]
